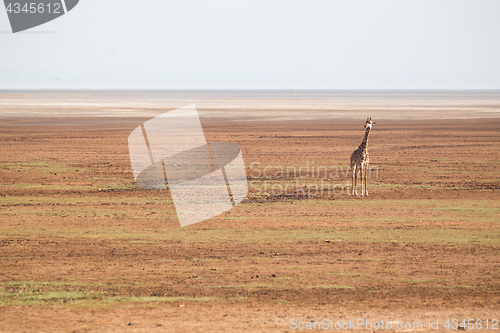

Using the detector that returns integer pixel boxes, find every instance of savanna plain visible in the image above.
[0,92,499,332]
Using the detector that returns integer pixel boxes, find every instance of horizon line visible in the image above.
[2,88,500,94]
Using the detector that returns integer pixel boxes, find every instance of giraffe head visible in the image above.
[364,117,376,129]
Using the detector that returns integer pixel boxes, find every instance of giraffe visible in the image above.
[350,118,375,196]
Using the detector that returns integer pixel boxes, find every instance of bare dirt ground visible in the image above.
[0,105,499,332]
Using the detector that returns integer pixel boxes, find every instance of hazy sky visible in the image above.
[1,0,500,89]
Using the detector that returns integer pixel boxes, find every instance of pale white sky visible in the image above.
[1,0,499,89]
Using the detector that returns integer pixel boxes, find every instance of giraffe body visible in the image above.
[350,118,375,196]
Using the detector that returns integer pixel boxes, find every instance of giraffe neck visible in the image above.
[358,126,371,151]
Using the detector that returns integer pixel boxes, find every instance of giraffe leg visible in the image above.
[350,165,354,196]
[364,164,368,196]
[351,164,356,196]
[355,166,359,196]
[359,165,364,196]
